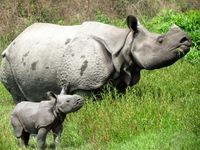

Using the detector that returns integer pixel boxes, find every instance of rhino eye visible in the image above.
[66,100,70,103]
[157,36,164,44]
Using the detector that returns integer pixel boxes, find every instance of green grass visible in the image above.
[0,60,199,150]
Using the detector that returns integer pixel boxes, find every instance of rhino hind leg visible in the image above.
[11,115,23,138]
[0,58,26,103]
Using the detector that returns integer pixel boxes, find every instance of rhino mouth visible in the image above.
[142,43,191,70]
[172,36,191,58]
[175,43,191,57]
[72,100,84,112]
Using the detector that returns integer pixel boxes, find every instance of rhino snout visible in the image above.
[178,36,192,55]
[71,97,84,112]
[73,98,84,107]
[170,26,192,55]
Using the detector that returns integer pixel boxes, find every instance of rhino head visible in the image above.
[47,87,84,114]
[112,15,191,89]
[127,15,192,70]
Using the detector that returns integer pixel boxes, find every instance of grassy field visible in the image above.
[0,60,199,150]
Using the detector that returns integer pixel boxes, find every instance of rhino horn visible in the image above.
[60,83,70,95]
[171,24,181,30]
[60,87,66,95]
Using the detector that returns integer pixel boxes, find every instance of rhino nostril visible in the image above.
[180,37,189,43]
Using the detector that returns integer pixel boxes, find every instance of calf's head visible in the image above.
[47,89,84,114]
[127,16,192,70]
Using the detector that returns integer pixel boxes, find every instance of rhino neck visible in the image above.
[112,31,142,88]
[53,106,66,123]
[112,31,133,72]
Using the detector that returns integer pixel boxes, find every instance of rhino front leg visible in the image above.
[37,128,48,150]
[21,130,30,146]
[52,124,63,149]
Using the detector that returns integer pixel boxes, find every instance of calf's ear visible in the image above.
[127,15,138,31]
[46,91,57,100]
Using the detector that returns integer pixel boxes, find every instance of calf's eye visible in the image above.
[157,36,164,44]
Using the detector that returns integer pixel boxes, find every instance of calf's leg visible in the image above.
[21,130,30,146]
[37,128,48,150]
[52,124,63,149]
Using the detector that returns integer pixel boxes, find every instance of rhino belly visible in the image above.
[58,36,114,92]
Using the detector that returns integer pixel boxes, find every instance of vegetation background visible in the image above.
[0,0,199,149]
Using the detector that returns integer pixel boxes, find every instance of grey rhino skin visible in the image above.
[0,16,191,103]
[11,87,84,150]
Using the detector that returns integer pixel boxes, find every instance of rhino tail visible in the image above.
[0,42,15,82]
[1,42,12,58]
[0,53,12,84]
[1,50,6,58]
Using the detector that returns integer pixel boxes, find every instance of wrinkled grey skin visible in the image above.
[11,87,84,150]
[0,16,191,103]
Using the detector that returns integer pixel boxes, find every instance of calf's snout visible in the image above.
[74,98,84,106]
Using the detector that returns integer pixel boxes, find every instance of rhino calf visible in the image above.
[11,87,84,150]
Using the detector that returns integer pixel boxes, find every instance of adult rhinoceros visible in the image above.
[0,16,191,103]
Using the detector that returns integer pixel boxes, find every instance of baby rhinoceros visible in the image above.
[11,88,84,150]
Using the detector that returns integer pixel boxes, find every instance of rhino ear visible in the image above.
[46,91,57,100]
[47,91,58,107]
[127,15,138,31]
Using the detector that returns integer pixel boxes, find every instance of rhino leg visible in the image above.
[21,130,30,146]
[0,58,26,103]
[37,128,48,150]
[52,124,63,149]
[11,115,23,138]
